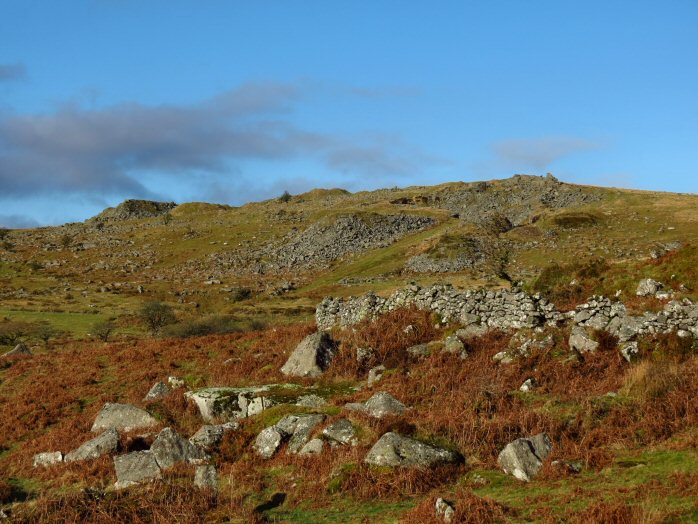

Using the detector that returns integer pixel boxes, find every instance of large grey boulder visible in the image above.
[114,451,162,489]
[254,427,284,459]
[498,433,552,481]
[364,432,460,468]
[347,391,406,418]
[33,451,63,467]
[65,428,119,462]
[1,342,31,359]
[568,326,598,354]
[144,382,171,401]
[194,465,218,492]
[150,427,208,470]
[299,438,324,455]
[323,419,357,446]
[91,403,158,433]
[280,332,337,377]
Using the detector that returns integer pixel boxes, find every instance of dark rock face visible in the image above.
[280,332,338,378]
[91,200,177,222]
[150,427,209,469]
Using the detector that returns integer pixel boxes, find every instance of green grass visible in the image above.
[0,308,106,337]
[265,498,414,523]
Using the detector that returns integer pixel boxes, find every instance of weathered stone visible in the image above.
[519,378,537,393]
[33,451,63,467]
[455,324,489,338]
[355,347,375,364]
[65,428,119,462]
[568,326,598,353]
[367,365,386,387]
[150,428,208,470]
[288,414,325,453]
[406,343,429,358]
[194,465,218,491]
[1,342,31,359]
[364,432,460,468]
[168,376,185,388]
[322,419,357,446]
[299,438,324,455]
[114,451,161,489]
[91,403,157,433]
[619,341,640,363]
[363,392,407,418]
[435,497,455,523]
[144,381,170,401]
[636,279,663,297]
[280,332,337,377]
[185,384,302,422]
[492,351,514,364]
[189,422,238,449]
[443,335,465,354]
[254,427,283,459]
[498,433,552,481]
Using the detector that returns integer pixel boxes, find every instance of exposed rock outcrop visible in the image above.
[364,432,460,468]
[91,403,158,433]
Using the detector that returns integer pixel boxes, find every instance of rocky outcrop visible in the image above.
[65,428,119,462]
[254,413,326,459]
[189,422,238,450]
[322,419,357,446]
[91,200,176,222]
[364,432,460,468]
[498,433,552,481]
[280,332,337,378]
[91,403,158,433]
[144,382,171,401]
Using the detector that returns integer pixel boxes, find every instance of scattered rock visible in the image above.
[364,432,460,468]
[1,342,32,359]
[114,451,162,489]
[435,497,455,523]
[254,427,284,459]
[323,419,357,446]
[168,376,185,388]
[150,427,209,469]
[144,381,171,401]
[33,451,63,468]
[65,428,119,462]
[619,341,640,362]
[355,347,375,364]
[519,378,537,393]
[280,332,337,378]
[194,465,218,491]
[367,365,386,387]
[636,279,663,297]
[346,391,407,418]
[189,422,238,450]
[498,433,552,481]
[443,335,465,355]
[492,351,514,364]
[287,414,326,454]
[568,326,599,354]
[185,384,301,422]
[406,343,430,358]
[91,403,158,433]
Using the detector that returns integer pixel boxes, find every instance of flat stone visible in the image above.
[498,433,552,481]
[114,451,161,489]
[65,428,119,462]
[364,432,460,468]
[33,451,63,467]
[91,403,158,433]
[280,332,337,377]
[150,427,209,470]
[194,465,218,491]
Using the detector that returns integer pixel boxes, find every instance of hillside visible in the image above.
[0,174,697,522]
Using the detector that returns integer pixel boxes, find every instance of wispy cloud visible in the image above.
[0,82,435,205]
[0,63,27,82]
[491,136,600,170]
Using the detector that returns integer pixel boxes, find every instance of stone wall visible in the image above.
[316,284,698,340]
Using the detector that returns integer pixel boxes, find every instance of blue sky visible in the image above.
[1,1,697,227]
